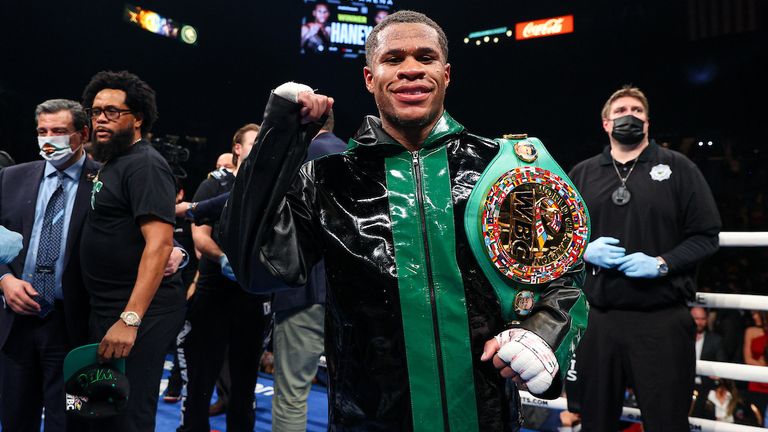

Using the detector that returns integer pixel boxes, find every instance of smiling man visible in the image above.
[222,10,587,431]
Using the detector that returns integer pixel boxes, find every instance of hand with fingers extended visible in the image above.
[481,328,558,395]
[616,252,660,278]
[0,275,41,315]
[583,236,626,269]
[273,82,334,125]
[98,320,137,361]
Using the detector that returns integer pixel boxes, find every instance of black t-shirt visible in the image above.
[192,169,241,292]
[569,141,721,310]
[81,141,185,316]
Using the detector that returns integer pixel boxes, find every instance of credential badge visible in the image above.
[649,164,671,181]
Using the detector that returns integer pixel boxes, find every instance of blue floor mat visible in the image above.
[155,360,328,431]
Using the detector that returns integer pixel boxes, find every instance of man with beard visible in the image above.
[222,10,588,431]
[568,86,721,431]
[80,71,186,432]
[0,99,96,431]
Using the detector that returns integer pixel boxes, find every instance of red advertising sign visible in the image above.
[515,15,574,40]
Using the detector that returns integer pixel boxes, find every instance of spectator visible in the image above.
[743,310,768,415]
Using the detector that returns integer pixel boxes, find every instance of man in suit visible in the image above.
[0,98,97,431]
[692,306,726,392]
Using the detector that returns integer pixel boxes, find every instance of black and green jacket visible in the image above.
[221,93,587,431]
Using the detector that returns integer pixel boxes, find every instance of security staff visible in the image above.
[568,86,721,431]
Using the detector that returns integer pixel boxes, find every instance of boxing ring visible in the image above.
[519,232,768,431]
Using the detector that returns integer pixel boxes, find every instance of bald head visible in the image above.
[216,153,235,171]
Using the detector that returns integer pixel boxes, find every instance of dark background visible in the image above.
[0,0,765,191]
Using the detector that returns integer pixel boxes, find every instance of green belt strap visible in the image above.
[463,137,590,374]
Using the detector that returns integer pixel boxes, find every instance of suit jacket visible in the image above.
[701,331,726,362]
[0,157,100,350]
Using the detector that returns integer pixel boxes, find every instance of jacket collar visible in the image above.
[348,111,465,153]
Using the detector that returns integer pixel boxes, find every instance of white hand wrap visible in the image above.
[495,328,558,394]
[273,81,314,103]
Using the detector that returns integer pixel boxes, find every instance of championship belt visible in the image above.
[465,136,590,323]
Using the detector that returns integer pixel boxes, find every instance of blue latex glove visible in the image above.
[616,252,660,278]
[218,254,236,281]
[0,226,23,264]
[583,237,626,269]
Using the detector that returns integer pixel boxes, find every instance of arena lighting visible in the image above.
[464,26,508,45]
[464,15,574,47]
[124,4,198,45]
[515,14,574,40]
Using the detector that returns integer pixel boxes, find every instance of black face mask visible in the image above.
[611,115,646,145]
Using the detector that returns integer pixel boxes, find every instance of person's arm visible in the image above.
[660,161,721,273]
[220,84,331,293]
[482,261,588,399]
[191,224,223,262]
[98,218,173,360]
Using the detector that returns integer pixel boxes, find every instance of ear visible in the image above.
[363,66,374,94]
[602,118,611,134]
[444,63,451,88]
[80,126,90,143]
[232,143,242,158]
[134,113,143,131]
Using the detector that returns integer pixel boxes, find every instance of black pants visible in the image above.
[177,288,269,432]
[575,306,695,432]
[0,304,85,432]
[88,307,185,432]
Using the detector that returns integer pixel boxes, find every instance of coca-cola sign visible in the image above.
[515,15,574,40]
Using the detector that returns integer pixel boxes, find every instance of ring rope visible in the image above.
[691,293,768,311]
[519,391,766,431]
[697,360,768,383]
[719,232,768,247]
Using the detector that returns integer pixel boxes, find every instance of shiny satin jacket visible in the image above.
[221,93,586,431]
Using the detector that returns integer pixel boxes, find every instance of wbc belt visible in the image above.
[465,136,590,323]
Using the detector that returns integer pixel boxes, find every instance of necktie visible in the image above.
[32,172,66,317]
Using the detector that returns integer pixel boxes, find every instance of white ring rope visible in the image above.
[697,360,768,383]
[691,293,768,311]
[520,391,765,431]
[719,232,768,247]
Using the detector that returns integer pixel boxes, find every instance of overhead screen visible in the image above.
[300,0,395,59]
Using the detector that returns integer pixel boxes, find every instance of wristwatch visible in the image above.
[185,202,198,220]
[120,311,141,327]
[656,257,669,277]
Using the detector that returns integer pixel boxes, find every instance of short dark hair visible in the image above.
[35,99,89,132]
[231,123,261,166]
[365,10,448,67]
[82,71,158,135]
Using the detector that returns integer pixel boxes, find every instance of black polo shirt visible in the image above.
[569,141,721,310]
